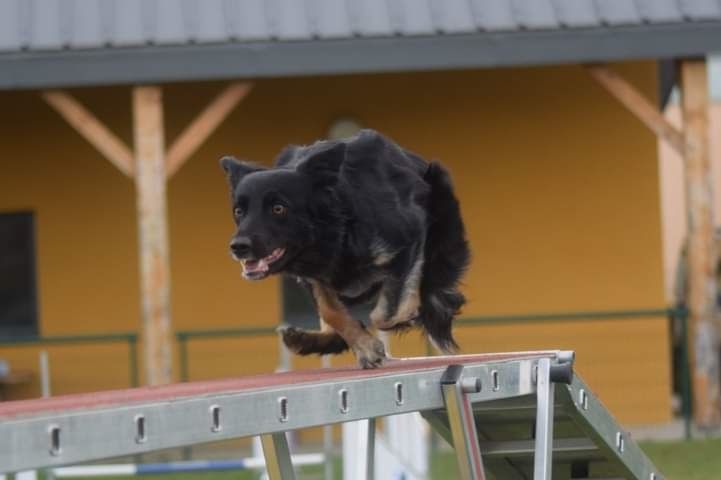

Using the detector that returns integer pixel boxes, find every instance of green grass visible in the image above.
[61,462,342,480]
[639,438,721,480]
[46,438,721,479]
[430,439,721,480]
[429,438,721,479]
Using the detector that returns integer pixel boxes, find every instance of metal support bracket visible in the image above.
[440,364,486,480]
[534,357,555,480]
[366,418,376,480]
[260,432,296,480]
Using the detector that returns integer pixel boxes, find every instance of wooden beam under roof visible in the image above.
[586,65,685,156]
[166,82,253,177]
[42,91,135,177]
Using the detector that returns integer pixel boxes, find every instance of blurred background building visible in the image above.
[1,0,721,432]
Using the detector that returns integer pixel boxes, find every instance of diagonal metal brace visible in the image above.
[260,432,296,480]
[440,364,486,480]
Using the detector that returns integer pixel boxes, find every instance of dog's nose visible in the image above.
[230,237,252,257]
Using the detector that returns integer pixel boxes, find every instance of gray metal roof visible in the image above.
[2,0,721,89]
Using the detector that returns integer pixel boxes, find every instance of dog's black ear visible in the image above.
[220,156,263,187]
[274,145,299,168]
[297,143,346,188]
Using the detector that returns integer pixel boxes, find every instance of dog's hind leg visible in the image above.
[282,281,386,369]
[371,242,424,331]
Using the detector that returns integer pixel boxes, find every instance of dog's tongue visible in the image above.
[241,248,285,279]
[243,259,269,275]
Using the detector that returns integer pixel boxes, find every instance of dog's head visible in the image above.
[220,143,345,280]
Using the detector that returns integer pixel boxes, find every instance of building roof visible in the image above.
[1,0,721,89]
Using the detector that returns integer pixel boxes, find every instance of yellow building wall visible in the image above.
[0,62,670,424]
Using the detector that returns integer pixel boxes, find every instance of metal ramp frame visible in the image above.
[424,356,659,479]
[0,350,663,479]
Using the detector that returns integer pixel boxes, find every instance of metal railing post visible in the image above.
[128,335,139,388]
[366,418,376,480]
[678,306,693,439]
[178,334,189,383]
[321,355,333,480]
[176,333,191,460]
[440,364,485,480]
[533,357,555,480]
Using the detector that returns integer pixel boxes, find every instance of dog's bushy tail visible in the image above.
[418,162,471,353]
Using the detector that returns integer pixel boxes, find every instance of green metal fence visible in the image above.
[452,307,692,439]
[0,332,140,388]
[174,307,692,439]
[176,326,277,383]
[457,308,670,325]
[0,308,692,439]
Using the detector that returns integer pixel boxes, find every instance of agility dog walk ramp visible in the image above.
[0,351,663,479]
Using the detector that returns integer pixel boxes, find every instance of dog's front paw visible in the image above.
[353,336,387,369]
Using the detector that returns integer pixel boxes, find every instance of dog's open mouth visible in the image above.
[241,248,286,280]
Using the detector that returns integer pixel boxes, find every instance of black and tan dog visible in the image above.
[221,130,469,368]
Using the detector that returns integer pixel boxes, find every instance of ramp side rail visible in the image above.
[0,351,664,480]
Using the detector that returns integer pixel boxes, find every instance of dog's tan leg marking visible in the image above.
[370,294,389,327]
[320,316,334,332]
[312,282,386,369]
[372,252,424,330]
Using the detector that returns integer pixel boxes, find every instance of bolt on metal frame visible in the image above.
[0,351,664,479]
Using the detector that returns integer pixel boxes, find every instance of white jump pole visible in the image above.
[322,354,334,480]
[28,351,53,480]
[344,333,430,480]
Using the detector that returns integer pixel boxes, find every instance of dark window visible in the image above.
[282,276,372,328]
[0,212,38,337]
[282,276,318,329]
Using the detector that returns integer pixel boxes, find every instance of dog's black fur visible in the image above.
[221,129,469,367]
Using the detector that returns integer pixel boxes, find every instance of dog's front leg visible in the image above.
[279,280,351,357]
[279,321,349,356]
[311,282,386,369]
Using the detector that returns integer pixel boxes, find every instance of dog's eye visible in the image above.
[233,207,243,218]
[271,204,287,216]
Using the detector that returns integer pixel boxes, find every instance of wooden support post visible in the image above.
[679,58,721,428]
[133,86,173,385]
[43,83,245,385]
